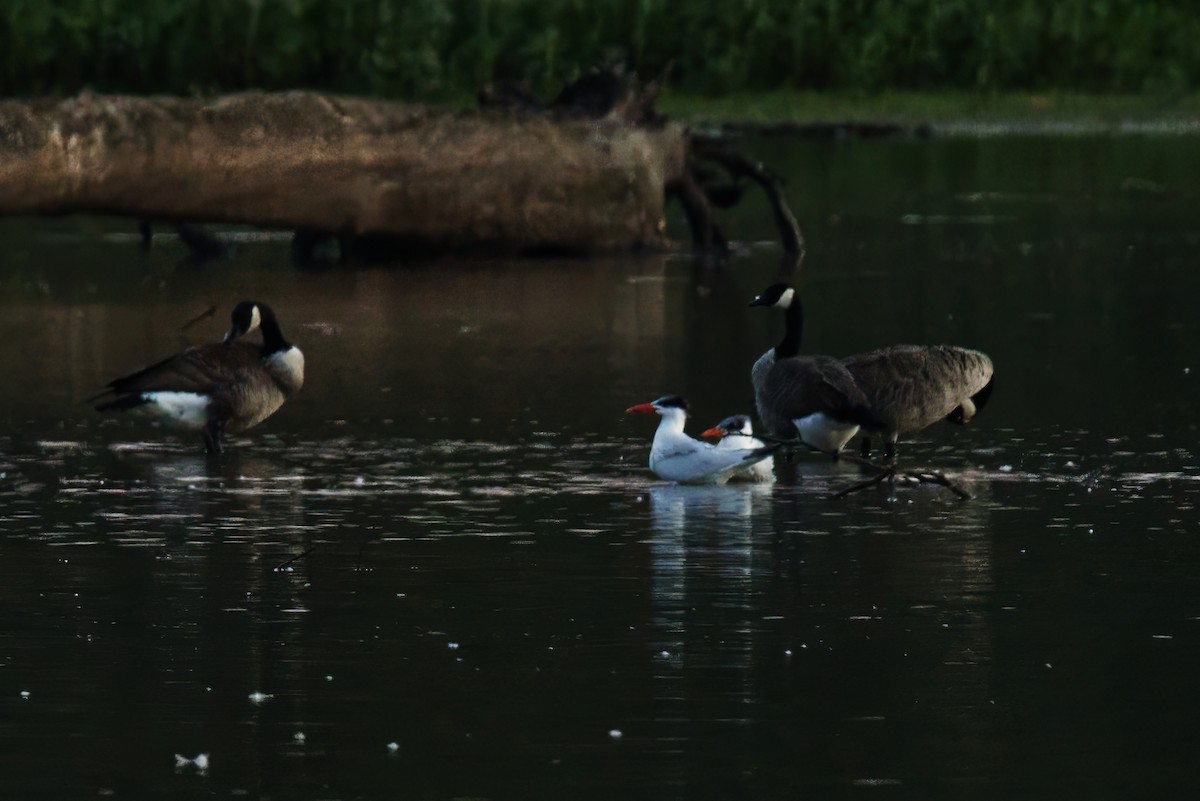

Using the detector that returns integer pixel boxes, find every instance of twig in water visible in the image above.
[832,466,895,499]
[832,463,972,501]
[181,305,218,332]
[274,545,316,572]
[759,437,972,499]
[909,470,972,500]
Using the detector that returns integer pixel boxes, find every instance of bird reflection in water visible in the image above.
[647,482,773,717]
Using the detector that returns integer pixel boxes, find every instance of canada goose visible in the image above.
[699,414,775,483]
[93,301,304,453]
[626,396,773,484]
[842,344,994,459]
[748,283,881,454]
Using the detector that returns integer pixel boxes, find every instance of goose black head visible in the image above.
[749,283,796,309]
[947,376,995,425]
[224,301,266,344]
[751,283,804,359]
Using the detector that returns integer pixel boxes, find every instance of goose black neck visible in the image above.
[773,298,804,359]
[257,307,291,354]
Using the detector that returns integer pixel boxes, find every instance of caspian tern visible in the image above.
[699,414,775,483]
[626,396,773,484]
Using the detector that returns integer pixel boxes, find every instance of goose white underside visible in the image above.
[794,413,859,454]
[139,391,211,429]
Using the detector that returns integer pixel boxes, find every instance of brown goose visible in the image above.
[749,283,881,454]
[843,343,994,459]
[93,301,304,453]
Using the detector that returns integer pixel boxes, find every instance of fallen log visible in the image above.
[1,73,806,257]
[0,90,687,253]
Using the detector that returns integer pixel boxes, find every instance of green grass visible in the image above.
[3,0,1199,101]
[660,91,1200,131]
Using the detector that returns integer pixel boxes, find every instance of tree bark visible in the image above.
[0,91,688,253]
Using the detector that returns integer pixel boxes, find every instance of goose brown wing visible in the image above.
[763,355,880,427]
[843,345,994,431]
[96,342,264,398]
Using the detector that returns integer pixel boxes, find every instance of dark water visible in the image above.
[1,135,1198,799]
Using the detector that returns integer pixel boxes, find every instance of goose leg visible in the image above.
[202,421,223,454]
[882,437,899,495]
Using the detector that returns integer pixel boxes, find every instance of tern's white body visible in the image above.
[645,408,771,485]
[711,421,775,483]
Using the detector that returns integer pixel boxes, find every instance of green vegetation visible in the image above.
[661,91,1200,129]
[2,0,1198,100]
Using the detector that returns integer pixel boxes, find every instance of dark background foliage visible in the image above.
[2,0,1197,98]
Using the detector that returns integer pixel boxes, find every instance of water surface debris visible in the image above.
[174,753,210,771]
